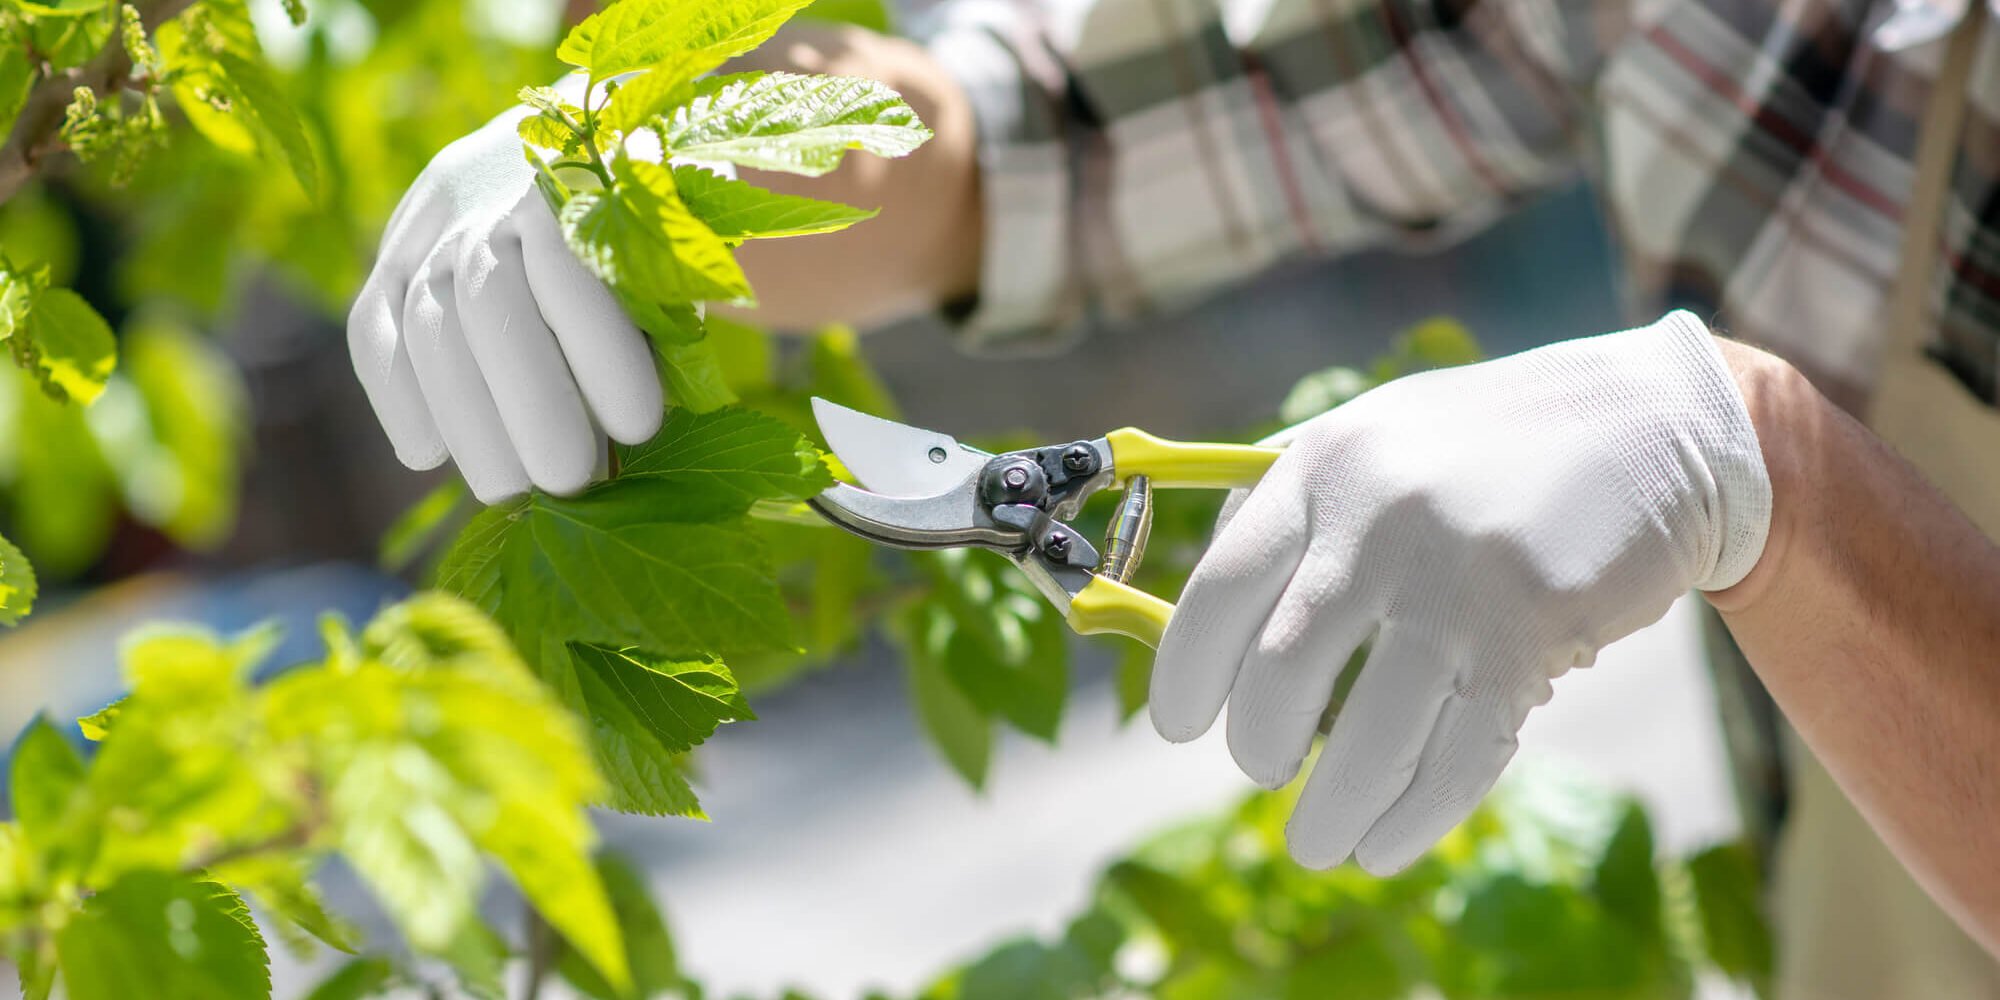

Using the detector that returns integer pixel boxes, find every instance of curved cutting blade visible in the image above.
[811,397,991,498]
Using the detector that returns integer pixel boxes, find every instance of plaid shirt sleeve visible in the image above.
[921,0,1630,353]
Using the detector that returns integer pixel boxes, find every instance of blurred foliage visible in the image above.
[347,768,1768,1000]
[0,0,564,598]
[913,770,1772,1000]
[0,593,635,999]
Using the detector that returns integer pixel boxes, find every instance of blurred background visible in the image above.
[0,0,1760,996]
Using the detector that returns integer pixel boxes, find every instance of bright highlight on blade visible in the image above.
[810,397,991,498]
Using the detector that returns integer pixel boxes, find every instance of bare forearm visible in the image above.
[1708,341,2000,955]
[719,24,983,332]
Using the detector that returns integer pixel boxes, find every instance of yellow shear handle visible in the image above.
[1105,427,1282,488]
[1067,576,1174,648]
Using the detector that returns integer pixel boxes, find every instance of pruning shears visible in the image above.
[807,399,1284,647]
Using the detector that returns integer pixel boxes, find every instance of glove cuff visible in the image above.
[1655,311,1774,590]
[1529,310,1774,592]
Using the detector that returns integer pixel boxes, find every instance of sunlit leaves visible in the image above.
[672,165,876,241]
[0,260,117,406]
[664,73,931,177]
[557,0,816,80]
[54,874,270,1000]
[265,594,630,991]
[0,595,634,997]
[0,531,34,626]
[159,2,318,199]
[561,156,751,304]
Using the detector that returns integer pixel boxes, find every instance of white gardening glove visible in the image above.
[348,82,667,503]
[1152,311,1772,874]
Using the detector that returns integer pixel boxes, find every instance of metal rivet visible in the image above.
[928,446,948,464]
[1003,467,1029,490]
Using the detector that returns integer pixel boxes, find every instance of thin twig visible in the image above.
[521,903,555,1000]
[0,0,199,203]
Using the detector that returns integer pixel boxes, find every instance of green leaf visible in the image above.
[519,113,583,154]
[1396,316,1483,369]
[208,51,319,200]
[598,57,702,137]
[799,0,894,32]
[301,958,395,1000]
[75,700,120,741]
[616,405,833,514]
[266,596,629,990]
[664,72,931,177]
[557,852,682,1000]
[0,43,35,139]
[557,0,816,79]
[1591,801,1663,944]
[913,550,1069,741]
[1278,366,1372,426]
[432,503,511,608]
[658,332,739,414]
[108,319,248,549]
[9,716,83,843]
[380,479,468,572]
[438,919,509,1000]
[497,482,797,662]
[560,156,751,303]
[1448,876,1649,994]
[901,627,992,788]
[23,288,116,405]
[1687,842,1773,991]
[571,656,706,818]
[64,626,288,884]
[0,530,36,626]
[219,856,361,956]
[55,874,271,1000]
[570,644,754,754]
[159,7,318,201]
[673,165,876,241]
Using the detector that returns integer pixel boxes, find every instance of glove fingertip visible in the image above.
[1284,822,1352,871]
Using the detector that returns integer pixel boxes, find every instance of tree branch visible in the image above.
[0,0,199,204]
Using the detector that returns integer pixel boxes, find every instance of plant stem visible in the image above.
[521,903,554,1000]
[0,0,199,203]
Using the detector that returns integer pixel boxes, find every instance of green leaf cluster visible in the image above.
[436,406,827,817]
[911,771,1773,1000]
[0,258,114,406]
[0,593,635,999]
[514,0,929,412]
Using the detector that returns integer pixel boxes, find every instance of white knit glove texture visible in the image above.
[1151,311,1771,874]
[348,77,677,503]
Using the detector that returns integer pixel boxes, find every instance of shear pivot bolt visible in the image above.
[1062,445,1095,475]
[1043,530,1071,558]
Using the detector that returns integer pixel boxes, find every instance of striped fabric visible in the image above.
[922,0,2000,413]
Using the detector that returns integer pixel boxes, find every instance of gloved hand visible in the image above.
[348,85,664,503]
[1151,311,1772,873]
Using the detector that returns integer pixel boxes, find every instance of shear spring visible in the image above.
[1100,475,1154,584]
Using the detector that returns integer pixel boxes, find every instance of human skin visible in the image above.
[734,24,2000,959]
[1708,342,2000,959]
